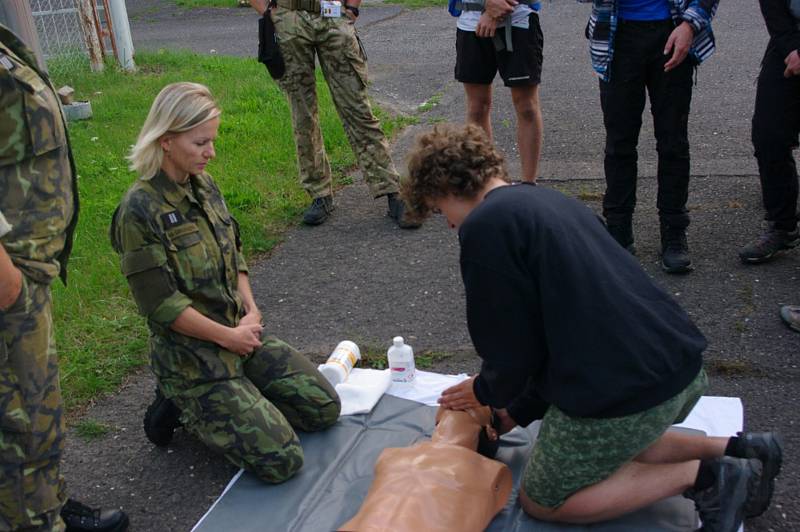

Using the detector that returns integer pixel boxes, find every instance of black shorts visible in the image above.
[454,13,543,87]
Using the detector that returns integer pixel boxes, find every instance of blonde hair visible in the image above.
[127,82,221,179]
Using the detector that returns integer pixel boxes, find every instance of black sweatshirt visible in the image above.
[759,0,800,58]
[461,184,706,426]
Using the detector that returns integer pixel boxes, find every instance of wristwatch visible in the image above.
[345,5,359,16]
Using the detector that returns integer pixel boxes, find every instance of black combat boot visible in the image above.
[387,193,421,229]
[143,387,182,447]
[606,218,636,254]
[60,499,129,532]
[660,225,693,274]
[302,195,334,225]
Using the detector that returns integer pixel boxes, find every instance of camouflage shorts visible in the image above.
[160,335,340,484]
[0,278,66,531]
[522,369,708,508]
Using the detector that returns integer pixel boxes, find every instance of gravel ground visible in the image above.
[59,1,798,530]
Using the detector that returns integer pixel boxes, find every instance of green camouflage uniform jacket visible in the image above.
[110,170,249,386]
[0,23,78,285]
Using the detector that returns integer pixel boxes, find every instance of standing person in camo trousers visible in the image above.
[111,82,340,483]
[584,0,718,274]
[0,23,128,532]
[249,0,419,227]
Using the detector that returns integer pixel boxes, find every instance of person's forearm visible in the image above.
[0,244,22,310]
[237,272,260,317]
[170,306,231,346]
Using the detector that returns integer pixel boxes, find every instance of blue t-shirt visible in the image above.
[618,0,670,21]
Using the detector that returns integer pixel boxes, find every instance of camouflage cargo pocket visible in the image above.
[0,342,32,463]
[165,222,212,285]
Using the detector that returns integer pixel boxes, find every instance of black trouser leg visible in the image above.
[600,29,647,227]
[648,40,693,231]
[752,44,800,232]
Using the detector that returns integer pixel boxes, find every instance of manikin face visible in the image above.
[160,116,220,183]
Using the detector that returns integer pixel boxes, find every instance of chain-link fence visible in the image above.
[30,0,91,79]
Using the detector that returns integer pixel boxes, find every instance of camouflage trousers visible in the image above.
[0,278,66,532]
[271,8,400,199]
[158,335,340,483]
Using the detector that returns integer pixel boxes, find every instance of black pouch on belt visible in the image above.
[258,11,285,80]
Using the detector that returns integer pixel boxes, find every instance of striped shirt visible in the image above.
[582,0,719,81]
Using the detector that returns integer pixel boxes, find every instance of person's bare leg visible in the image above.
[519,460,699,524]
[635,431,729,464]
[464,83,493,140]
[510,84,543,183]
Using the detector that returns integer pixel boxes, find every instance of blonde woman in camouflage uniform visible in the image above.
[111,82,340,483]
[0,23,128,532]
[249,0,419,227]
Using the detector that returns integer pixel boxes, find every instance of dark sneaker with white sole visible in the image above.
[61,499,129,532]
[684,456,761,532]
[302,195,334,226]
[739,225,799,264]
[727,431,783,517]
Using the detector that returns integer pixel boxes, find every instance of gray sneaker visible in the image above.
[728,432,783,517]
[739,225,799,264]
[685,457,761,532]
[780,305,800,333]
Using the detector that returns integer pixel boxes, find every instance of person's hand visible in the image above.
[344,6,359,22]
[220,323,263,356]
[476,13,498,38]
[484,0,516,19]
[250,0,268,16]
[438,375,482,410]
[239,309,262,328]
[663,21,694,72]
[493,408,517,435]
[784,50,800,77]
[0,266,22,311]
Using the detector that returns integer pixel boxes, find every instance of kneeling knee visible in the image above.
[248,442,305,484]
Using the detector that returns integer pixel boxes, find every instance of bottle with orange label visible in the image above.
[319,341,361,386]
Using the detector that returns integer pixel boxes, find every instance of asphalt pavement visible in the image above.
[60,0,799,530]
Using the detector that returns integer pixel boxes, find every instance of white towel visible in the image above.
[334,368,393,416]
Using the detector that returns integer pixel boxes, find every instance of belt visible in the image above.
[276,0,322,12]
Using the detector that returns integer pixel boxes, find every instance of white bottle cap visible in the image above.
[393,336,404,347]
[319,363,346,387]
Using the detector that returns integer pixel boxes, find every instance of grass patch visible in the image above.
[74,419,112,440]
[49,50,409,411]
[706,358,760,378]
[417,92,443,113]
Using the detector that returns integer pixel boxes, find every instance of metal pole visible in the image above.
[107,0,135,71]
[0,0,48,73]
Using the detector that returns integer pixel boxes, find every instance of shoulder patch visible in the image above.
[0,53,15,71]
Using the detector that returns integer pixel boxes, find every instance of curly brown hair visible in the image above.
[401,123,508,220]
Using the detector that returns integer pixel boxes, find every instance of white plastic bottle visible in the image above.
[387,336,415,383]
[319,340,361,386]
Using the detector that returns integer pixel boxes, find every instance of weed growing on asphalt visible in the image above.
[74,419,112,440]
[49,50,412,411]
